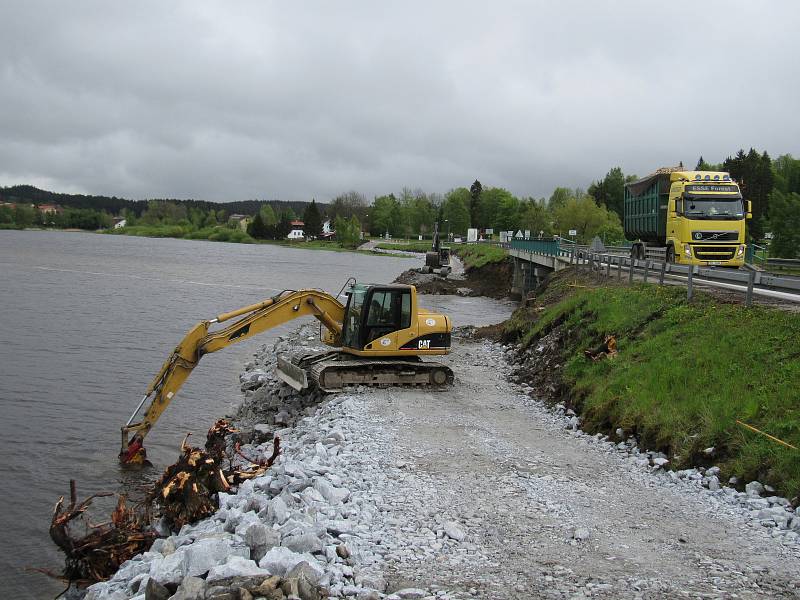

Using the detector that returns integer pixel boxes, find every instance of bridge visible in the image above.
[507,239,574,297]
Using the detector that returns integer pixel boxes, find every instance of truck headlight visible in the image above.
[684,245,692,258]
[737,245,745,257]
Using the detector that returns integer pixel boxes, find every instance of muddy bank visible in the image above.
[393,259,513,300]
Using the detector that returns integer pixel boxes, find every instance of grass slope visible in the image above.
[506,274,800,498]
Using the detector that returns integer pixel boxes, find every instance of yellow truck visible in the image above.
[625,168,752,266]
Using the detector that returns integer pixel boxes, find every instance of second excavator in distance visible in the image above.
[120,280,453,464]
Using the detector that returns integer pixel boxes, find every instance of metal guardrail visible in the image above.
[767,257,800,268]
[508,239,564,256]
[570,250,800,305]
[519,238,795,267]
[515,238,655,258]
[510,237,800,304]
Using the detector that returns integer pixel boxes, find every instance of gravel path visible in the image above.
[359,339,800,599]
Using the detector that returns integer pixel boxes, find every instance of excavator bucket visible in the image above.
[276,354,309,391]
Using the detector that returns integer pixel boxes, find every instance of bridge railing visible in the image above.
[572,249,800,305]
[510,238,569,256]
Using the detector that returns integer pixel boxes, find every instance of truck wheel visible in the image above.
[667,246,675,263]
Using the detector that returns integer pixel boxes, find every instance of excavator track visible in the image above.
[277,351,453,393]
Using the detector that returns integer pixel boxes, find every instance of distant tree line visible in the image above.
[3,148,799,257]
[0,185,314,222]
[0,204,113,230]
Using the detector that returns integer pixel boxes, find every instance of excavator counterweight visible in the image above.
[120,282,453,464]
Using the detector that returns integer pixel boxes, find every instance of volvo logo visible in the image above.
[693,231,724,241]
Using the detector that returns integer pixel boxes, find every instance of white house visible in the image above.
[287,229,304,240]
[113,218,127,229]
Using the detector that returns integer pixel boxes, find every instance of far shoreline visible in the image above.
[1,227,414,258]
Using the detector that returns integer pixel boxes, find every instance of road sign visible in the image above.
[568,229,577,236]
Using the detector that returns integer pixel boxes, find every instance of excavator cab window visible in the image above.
[341,286,367,349]
[363,289,411,344]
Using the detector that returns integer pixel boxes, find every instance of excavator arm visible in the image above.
[120,289,345,464]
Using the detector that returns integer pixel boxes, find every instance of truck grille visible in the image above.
[691,230,739,242]
[693,245,737,261]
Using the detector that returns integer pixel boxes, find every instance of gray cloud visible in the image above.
[1,1,798,202]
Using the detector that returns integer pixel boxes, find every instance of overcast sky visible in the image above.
[1,2,798,203]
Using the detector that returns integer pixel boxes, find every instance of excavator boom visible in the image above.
[120,289,345,463]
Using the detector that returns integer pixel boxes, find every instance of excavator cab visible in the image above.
[341,284,412,350]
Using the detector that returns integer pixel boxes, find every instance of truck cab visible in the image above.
[667,171,751,266]
[624,169,752,267]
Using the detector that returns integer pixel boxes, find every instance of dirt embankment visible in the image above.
[393,258,513,299]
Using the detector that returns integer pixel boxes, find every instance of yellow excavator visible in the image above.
[120,281,453,464]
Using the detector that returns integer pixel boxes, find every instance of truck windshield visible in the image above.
[683,197,744,220]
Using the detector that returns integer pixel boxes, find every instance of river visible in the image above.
[0,230,514,598]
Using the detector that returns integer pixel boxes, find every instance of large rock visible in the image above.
[323,429,346,445]
[250,576,282,597]
[313,478,350,504]
[231,510,261,535]
[746,481,765,496]
[184,537,250,577]
[286,560,325,585]
[259,546,321,577]
[253,423,272,442]
[205,588,239,600]
[443,521,466,541]
[282,532,324,554]
[149,548,188,585]
[282,567,324,600]
[572,527,591,541]
[325,520,354,536]
[150,538,176,557]
[394,589,427,599]
[143,577,170,600]
[169,576,206,600]
[355,570,387,592]
[207,556,272,582]
[268,496,289,524]
[114,558,151,581]
[240,521,281,561]
[241,369,269,390]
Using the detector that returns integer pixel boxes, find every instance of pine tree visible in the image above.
[695,156,713,170]
[246,212,268,239]
[469,180,482,227]
[302,199,322,238]
[275,212,292,239]
[724,148,775,239]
